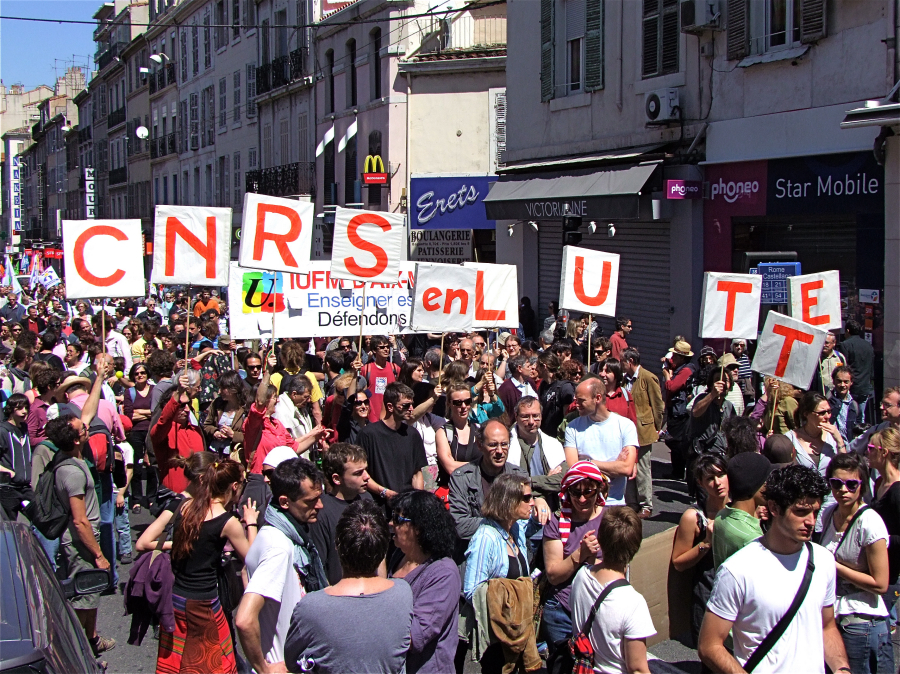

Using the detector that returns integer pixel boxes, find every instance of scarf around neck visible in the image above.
[264,504,328,592]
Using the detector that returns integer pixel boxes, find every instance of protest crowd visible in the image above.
[0,275,897,674]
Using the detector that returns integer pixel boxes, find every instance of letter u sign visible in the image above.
[558,245,620,316]
[62,219,146,299]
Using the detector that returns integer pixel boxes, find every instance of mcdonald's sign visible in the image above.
[362,155,387,185]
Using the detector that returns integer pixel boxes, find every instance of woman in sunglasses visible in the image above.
[541,462,609,659]
[786,391,846,478]
[124,363,156,513]
[819,452,893,674]
[434,383,484,498]
[868,428,900,632]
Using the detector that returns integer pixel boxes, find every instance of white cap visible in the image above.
[262,446,298,469]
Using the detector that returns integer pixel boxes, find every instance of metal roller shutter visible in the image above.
[538,220,672,367]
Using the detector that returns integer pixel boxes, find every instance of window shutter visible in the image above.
[540,0,554,102]
[661,0,679,74]
[726,0,749,60]
[584,0,604,91]
[800,0,826,43]
[642,0,659,77]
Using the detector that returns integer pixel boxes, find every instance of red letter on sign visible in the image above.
[444,289,469,315]
[716,280,754,331]
[771,324,815,377]
[74,225,126,286]
[423,288,442,311]
[254,203,302,266]
[345,214,390,278]
[164,216,218,279]
[574,257,612,307]
[474,271,506,322]
[801,280,829,326]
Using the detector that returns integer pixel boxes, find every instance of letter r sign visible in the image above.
[239,193,315,274]
[751,311,827,389]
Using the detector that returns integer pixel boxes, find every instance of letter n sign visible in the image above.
[152,205,233,285]
[558,245,620,317]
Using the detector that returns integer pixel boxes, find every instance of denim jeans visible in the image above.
[114,489,132,556]
[839,615,894,674]
[33,526,60,572]
[541,595,573,648]
[97,473,118,586]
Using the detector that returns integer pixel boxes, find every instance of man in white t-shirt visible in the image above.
[699,465,851,674]
[564,378,638,506]
[236,457,326,674]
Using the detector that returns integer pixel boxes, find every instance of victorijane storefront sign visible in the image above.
[410,175,496,230]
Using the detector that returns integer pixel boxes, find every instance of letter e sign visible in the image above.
[788,271,841,331]
[63,219,146,299]
[699,272,762,339]
[152,205,233,286]
[558,245,620,316]
[330,206,405,283]
[239,193,314,274]
[751,311,827,389]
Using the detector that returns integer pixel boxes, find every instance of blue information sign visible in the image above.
[750,262,802,304]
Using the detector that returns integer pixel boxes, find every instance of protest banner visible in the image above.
[463,262,519,328]
[558,245,620,316]
[699,272,762,339]
[62,219,145,299]
[238,193,315,274]
[227,261,416,339]
[410,263,477,332]
[788,270,842,331]
[330,207,406,283]
[751,311,827,389]
[151,205,232,286]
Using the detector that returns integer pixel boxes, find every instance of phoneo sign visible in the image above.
[666,180,702,200]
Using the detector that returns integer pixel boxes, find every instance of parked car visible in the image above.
[0,520,109,673]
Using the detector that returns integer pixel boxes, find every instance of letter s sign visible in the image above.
[329,206,406,283]
[62,219,146,299]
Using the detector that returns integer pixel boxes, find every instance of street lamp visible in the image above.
[150,53,170,64]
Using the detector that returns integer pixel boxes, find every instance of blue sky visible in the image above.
[1,1,97,91]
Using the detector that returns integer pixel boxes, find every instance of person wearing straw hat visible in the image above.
[662,340,697,482]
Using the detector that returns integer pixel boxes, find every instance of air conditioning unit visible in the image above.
[644,88,680,124]
[681,0,720,34]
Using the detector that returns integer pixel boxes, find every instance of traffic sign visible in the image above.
[750,262,802,305]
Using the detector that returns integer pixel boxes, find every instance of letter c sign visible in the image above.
[63,219,146,299]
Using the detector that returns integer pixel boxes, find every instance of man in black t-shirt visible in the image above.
[309,443,373,585]
[358,382,426,504]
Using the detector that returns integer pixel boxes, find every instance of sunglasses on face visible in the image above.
[247,364,262,371]
[135,371,147,376]
[569,486,598,498]
[451,398,472,407]
[829,477,861,492]
[396,402,414,411]
[519,493,535,503]
[376,344,390,350]
[353,399,370,407]
[813,409,830,417]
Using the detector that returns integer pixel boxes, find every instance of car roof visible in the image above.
[0,521,41,667]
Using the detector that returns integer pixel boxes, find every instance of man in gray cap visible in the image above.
[712,452,772,568]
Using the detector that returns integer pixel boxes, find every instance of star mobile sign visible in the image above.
[751,311,828,389]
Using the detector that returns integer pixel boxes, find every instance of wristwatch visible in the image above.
[380,488,387,499]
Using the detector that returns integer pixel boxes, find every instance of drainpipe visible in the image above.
[616,1,624,111]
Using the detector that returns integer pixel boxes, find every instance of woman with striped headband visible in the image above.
[541,461,609,659]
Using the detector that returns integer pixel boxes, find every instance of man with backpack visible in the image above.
[699,465,851,674]
[36,363,116,655]
[662,341,697,482]
[2,346,33,399]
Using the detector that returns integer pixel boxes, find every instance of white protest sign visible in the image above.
[151,205,232,286]
[699,272,762,339]
[330,207,406,283]
[227,261,416,339]
[558,245,620,316]
[238,193,314,274]
[463,262,519,329]
[751,311,828,389]
[788,270,842,331]
[62,220,146,299]
[410,263,477,332]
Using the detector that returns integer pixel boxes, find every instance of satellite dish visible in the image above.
[135,126,149,140]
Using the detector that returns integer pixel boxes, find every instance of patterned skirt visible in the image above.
[156,594,237,674]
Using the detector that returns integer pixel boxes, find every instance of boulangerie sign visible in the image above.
[463,262,519,328]
[151,206,232,286]
[558,245,620,316]
[62,220,145,299]
[788,271,842,331]
[330,207,406,283]
[751,311,828,389]
[410,263,477,332]
[699,272,763,339]
[239,193,314,274]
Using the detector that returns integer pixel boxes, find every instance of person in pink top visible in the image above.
[609,316,632,360]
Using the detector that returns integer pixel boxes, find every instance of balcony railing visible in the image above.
[256,48,307,97]
[109,166,127,185]
[246,162,315,199]
[420,13,507,54]
[97,41,128,71]
[256,63,273,95]
[272,55,290,89]
[107,106,127,129]
[150,63,177,94]
[78,126,92,143]
[150,133,177,159]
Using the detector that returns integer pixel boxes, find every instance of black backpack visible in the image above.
[31,452,83,540]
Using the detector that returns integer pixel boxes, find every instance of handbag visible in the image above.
[548,578,629,674]
[743,541,815,673]
[216,551,244,614]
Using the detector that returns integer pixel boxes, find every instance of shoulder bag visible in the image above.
[743,541,815,673]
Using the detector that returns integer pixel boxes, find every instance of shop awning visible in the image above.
[483,162,659,221]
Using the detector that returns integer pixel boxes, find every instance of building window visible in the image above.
[347,39,357,107]
[249,147,257,168]
[206,86,215,145]
[194,167,200,205]
[344,134,357,204]
[190,93,199,149]
[263,124,272,167]
[163,175,168,204]
[642,0,679,78]
[233,71,241,123]
[233,0,241,38]
[298,112,308,163]
[566,0,585,93]
[205,163,213,205]
[173,174,178,205]
[325,49,335,113]
[215,1,228,49]
[219,78,227,127]
[275,9,288,58]
[246,64,257,117]
[323,138,336,205]
[203,12,212,69]
[154,177,160,205]
[181,30,189,81]
[370,28,382,100]
[192,24,200,75]
[233,151,241,207]
[279,119,290,165]
[183,170,189,204]
[261,19,271,64]
[243,0,255,32]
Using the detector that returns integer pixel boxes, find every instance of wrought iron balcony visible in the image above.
[107,106,127,129]
[78,126,92,143]
[109,166,127,185]
[245,162,315,199]
[256,63,273,95]
[272,55,290,89]
[97,41,128,71]
[256,48,307,98]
